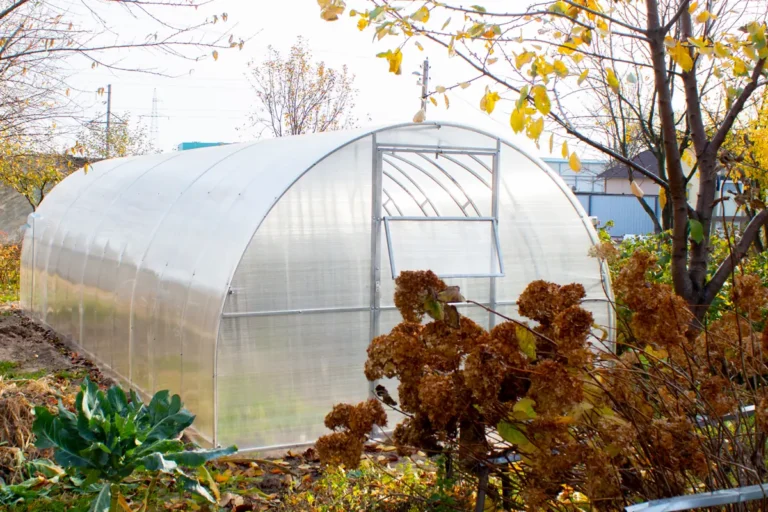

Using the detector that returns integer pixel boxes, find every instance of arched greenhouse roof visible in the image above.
[20,122,613,450]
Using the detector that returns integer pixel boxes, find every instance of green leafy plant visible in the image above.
[32,378,236,511]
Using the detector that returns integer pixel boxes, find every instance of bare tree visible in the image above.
[0,0,244,143]
[245,38,357,138]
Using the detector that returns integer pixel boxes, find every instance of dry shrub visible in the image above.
[316,399,387,468]
[0,378,61,483]
[318,260,768,509]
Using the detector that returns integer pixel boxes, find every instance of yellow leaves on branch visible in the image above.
[666,39,694,72]
[318,0,346,21]
[553,59,568,78]
[515,51,535,69]
[413,109,426,123]
[606,68,620,93]
[411,6,430,23]
[526,116,544,141]
[510,108,525,133]
[531,85,551,115]
[569,152,582,172]
[377,48,403,75]
[480,87,501,114]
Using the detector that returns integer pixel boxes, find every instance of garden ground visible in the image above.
[0,306,452,512]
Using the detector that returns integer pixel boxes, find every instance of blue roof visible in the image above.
[177,141,229,151]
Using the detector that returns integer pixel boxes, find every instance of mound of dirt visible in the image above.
[0,309,74,375]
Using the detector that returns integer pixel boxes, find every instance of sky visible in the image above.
[64,0,553,157]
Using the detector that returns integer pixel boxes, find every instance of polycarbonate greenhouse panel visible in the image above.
[21,122,613,451]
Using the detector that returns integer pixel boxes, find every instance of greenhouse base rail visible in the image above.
[625,483,768,512]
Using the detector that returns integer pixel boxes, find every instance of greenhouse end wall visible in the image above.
[19,123,613,451]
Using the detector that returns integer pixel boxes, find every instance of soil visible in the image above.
[0,304,107,383]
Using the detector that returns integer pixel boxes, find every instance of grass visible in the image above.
[0,361,49,381]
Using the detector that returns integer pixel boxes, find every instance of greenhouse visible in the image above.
[19,122,613,452]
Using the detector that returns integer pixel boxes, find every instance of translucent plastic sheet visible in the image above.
[21,122,612,450]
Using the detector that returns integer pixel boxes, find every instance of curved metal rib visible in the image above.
[439,154,492,189]
[382,188,402,216]
[415,153,482,216]
[382,159,441,216]
[469,154,493,174]
[384,153,469,217]
[383,170,429,216]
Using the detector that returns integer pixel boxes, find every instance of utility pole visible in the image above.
[105,84,112,159]
[420,59,430,113]
[150,88,160,149]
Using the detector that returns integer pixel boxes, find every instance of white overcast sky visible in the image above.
[64,0,555,157]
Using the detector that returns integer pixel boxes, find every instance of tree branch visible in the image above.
[708,58,767,159]
[705,209,768,306]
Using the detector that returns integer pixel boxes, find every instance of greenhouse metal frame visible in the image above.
[20,122,613,452]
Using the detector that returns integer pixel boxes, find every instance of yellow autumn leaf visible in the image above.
[577,69,589,85]
[682,148,697,167]
[480,89,501,114]
[435,85,446,93]
[549,133,554,153]
[630,180,645,198]
[606,68,620,93]
[562,141,569,158]
[659,188,667,210]
[668,42,694,72]
[411,6,429,22]
[459,82,471,89]
[319,0,346,21]
[515,51,535,69]
[430,96,438,107]
[532,85,551,115]
[596,18,608,35]
[510,108,525,133]
[553,59,568,78]
[413,109,426,123]
[444,94,450,109]
[378,48,403,75]
[357,17,369,31]
[688,1,699,12]
[526,116,544,140]
[695,10,712,23]
[414,40,423,51]
[714,42,730,58]
[743,44,758,62]
[212,50,219,61]
[733,58,748,76]
[569,152,582,172]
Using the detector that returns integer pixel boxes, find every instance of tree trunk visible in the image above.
[645,0,693,301]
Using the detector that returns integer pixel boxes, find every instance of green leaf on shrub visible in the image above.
[512,398,537,420]
[178,474,216,503]
[689,219,704,243]
[166,446,238,467]
[516,326,537,361]
[423,296,444,321]
[33,406,94,469]
[89,483,111,512]
[498,421,528,446]
[138,453,178,472]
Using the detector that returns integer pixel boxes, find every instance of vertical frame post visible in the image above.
[30,215,35,313]
[369,135,383,398]
[489,139,501,328]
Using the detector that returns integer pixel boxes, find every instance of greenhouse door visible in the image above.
[368,136,505,353]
